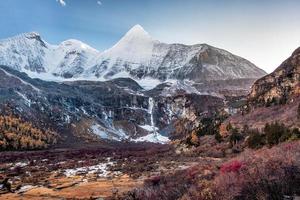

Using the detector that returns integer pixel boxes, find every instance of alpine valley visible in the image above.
[2,24,300,200]
[0,25,266,145]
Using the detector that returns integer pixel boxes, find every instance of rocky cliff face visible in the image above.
[0,66,225,145]
[249,47,300,107]
[225,47,300,130]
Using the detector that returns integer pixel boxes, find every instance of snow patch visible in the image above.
[17,185,38,193]
[10,162,29,169]
[160,80,202,97]
[91,124,109,139]
[16,91,32,106]
[64,160,116,177]
[90,123,129,141]
[136,77,162,90]
[139,124,159,132]
[103,70,162,90]
[133,133,169,144]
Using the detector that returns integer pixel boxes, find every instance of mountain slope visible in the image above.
[0,32,48,73]
[248,47,300,106]
[0,65,226,145]
[225,47,300,130]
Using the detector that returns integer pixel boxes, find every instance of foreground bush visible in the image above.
[115,167,200,200]
[111,141,300,200]
[243,122,299,149]
[246,129,265,149]
[213,141,300,200]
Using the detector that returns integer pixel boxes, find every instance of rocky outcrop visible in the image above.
[248,47,300,108]
[225,47,300,130]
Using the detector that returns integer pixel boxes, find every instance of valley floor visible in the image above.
[1,140,299,199]
[0,143,224,199]
[1,175,143,200]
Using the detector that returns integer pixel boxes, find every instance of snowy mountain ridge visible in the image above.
[0,25,266,86]
[0,31,99,78]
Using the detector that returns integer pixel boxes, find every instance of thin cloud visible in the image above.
[56,0,66,6]
[56,0,101,7]
[97,1,102,6]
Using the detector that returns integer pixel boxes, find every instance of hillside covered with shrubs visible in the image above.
[0,115,57,150]
[113,141,300,200]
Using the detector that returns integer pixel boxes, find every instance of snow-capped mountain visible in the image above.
[47,39,99,78]
[0,32,99,78]
[88,25,266,81]
[0,25,266,84]
[0,32,48,73]
[0,26,268,145]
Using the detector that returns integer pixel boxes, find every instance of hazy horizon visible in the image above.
[1,0,300,73]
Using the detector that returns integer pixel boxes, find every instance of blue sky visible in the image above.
[1,0,300,72]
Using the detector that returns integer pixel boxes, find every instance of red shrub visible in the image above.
[213,141,300,200]
[283,142,298,151]
[220,160,244,174]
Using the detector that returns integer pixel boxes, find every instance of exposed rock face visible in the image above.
[225,47,300,130]
[0,66,224,145]
[155,94,224,139]
[249,47,300,107]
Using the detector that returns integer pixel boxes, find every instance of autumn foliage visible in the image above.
[213,141,300,200]
[220,160,244,174]
[0,115,57,150]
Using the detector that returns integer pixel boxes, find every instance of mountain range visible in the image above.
[0,25,266,85]
[0,25,268,145]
